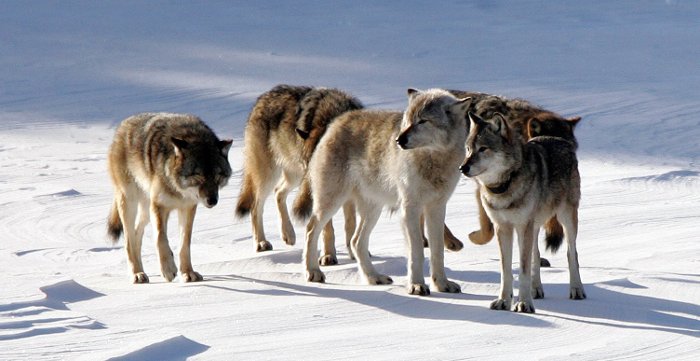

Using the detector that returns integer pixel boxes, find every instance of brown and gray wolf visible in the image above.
[107,113,232,283]
[461,111,585,313]
[235,85,363,258]
[450,90,581,265]
[297,88,470,295]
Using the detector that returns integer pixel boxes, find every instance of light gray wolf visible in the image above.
[107,112,232,283]
[461,111,585,313]
[235,85,363,258]
[298,88,470,295]
[449,90,581,266]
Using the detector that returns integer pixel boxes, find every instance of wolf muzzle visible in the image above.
[459,163,471,176]
[204,194,218,208]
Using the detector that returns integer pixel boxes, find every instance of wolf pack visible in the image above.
[106,84,584,314]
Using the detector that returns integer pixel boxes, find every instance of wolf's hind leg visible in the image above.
[532,227,544,299]
[275,171,300,247]
[560,206,586,299]
[251,169,279,252]
[343,201,357,259]
[178,205,202,282]
[320,221,338,266]
[118,190,149,284]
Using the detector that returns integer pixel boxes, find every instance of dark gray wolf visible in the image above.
[461,112,585,313]
[107,113,232,283]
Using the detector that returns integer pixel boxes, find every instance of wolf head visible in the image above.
[460,112,522,185]
[396,88,471,150]
[172,138,233,208]
[294,88,364,165]
[527,113,581,143]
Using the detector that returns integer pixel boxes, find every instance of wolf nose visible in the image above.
[205,195,218,208]
[396,134,408,149]
[459,164,470,175]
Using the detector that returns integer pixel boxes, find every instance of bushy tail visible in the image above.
[107,198,123,243]
[235,175,255,218]
[544,216,564,253]
[292,177,313,221]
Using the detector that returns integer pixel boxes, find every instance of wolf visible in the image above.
[107,112,232,283]
[461,111,585,313]
[449,90,581,266]
[235,85,363,259]
[299,88,470,295]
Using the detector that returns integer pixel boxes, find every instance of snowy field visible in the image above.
[1,1,699,360]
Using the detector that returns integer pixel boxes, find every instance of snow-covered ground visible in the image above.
[1,1,699,360]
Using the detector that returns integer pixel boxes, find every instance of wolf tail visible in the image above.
[235,174,255,218]
[544,216,564,253]
[107,198,123,243]
[292,177,313,221]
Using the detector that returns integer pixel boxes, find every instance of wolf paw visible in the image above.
[256,240,273,252]
[490,298,511,311]
[445,238,464,252]
[306,269,326,283]
[281,231,296,246]
[407,283,430,296]
[570,286,587,300]
[181,271,203,283]
[132,272,149,284]
[319,254,338,266]
[533,286,545,299]
[367,274,393,285]
[468,230,491,245]
[161,261,178,282]
[514,301,536,313]
[434,279,461,293]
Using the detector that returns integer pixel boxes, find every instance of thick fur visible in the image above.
[461,112,585,313]
[107,113,232,284]
[449,90,581,254]
[235,84,363,256]
[302,89,470,296]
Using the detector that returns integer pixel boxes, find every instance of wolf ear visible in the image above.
[219,139,233,157]
[491,113,511,140]
[407,88,420,99]
[567,116,582,128]
[296,128,310,140]
[449,97,472,121]
[527,118,542,138]
[172,137,189,157]
[468,111,486,131]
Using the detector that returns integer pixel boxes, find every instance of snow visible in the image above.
[1,1,699,360]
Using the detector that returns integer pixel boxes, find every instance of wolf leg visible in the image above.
[514,222,536,313]
[150,202,177,282]
[425,202,460,293]
[342,201,357,259]
[352,201,391,285]
[118,190,149,283]
[443,224,464,252]
[491,224,513,310]
[561,206,586,299]
[532,227,544,299]
[402,202,429,296]
[274,171,300,246]
[320,221,338,266]
[251,169,279,252]
[469,188,494,245]
[178,205,202,282]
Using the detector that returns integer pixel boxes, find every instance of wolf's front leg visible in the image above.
[151,202,178,282]
[425,203,460,293]
[402,204,429,295]
[491,224,514,310]
[178,205,203,282]
[514,223,536,313]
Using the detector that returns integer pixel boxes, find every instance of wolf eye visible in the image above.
[478,147,488,153]
[418,118,428,125]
